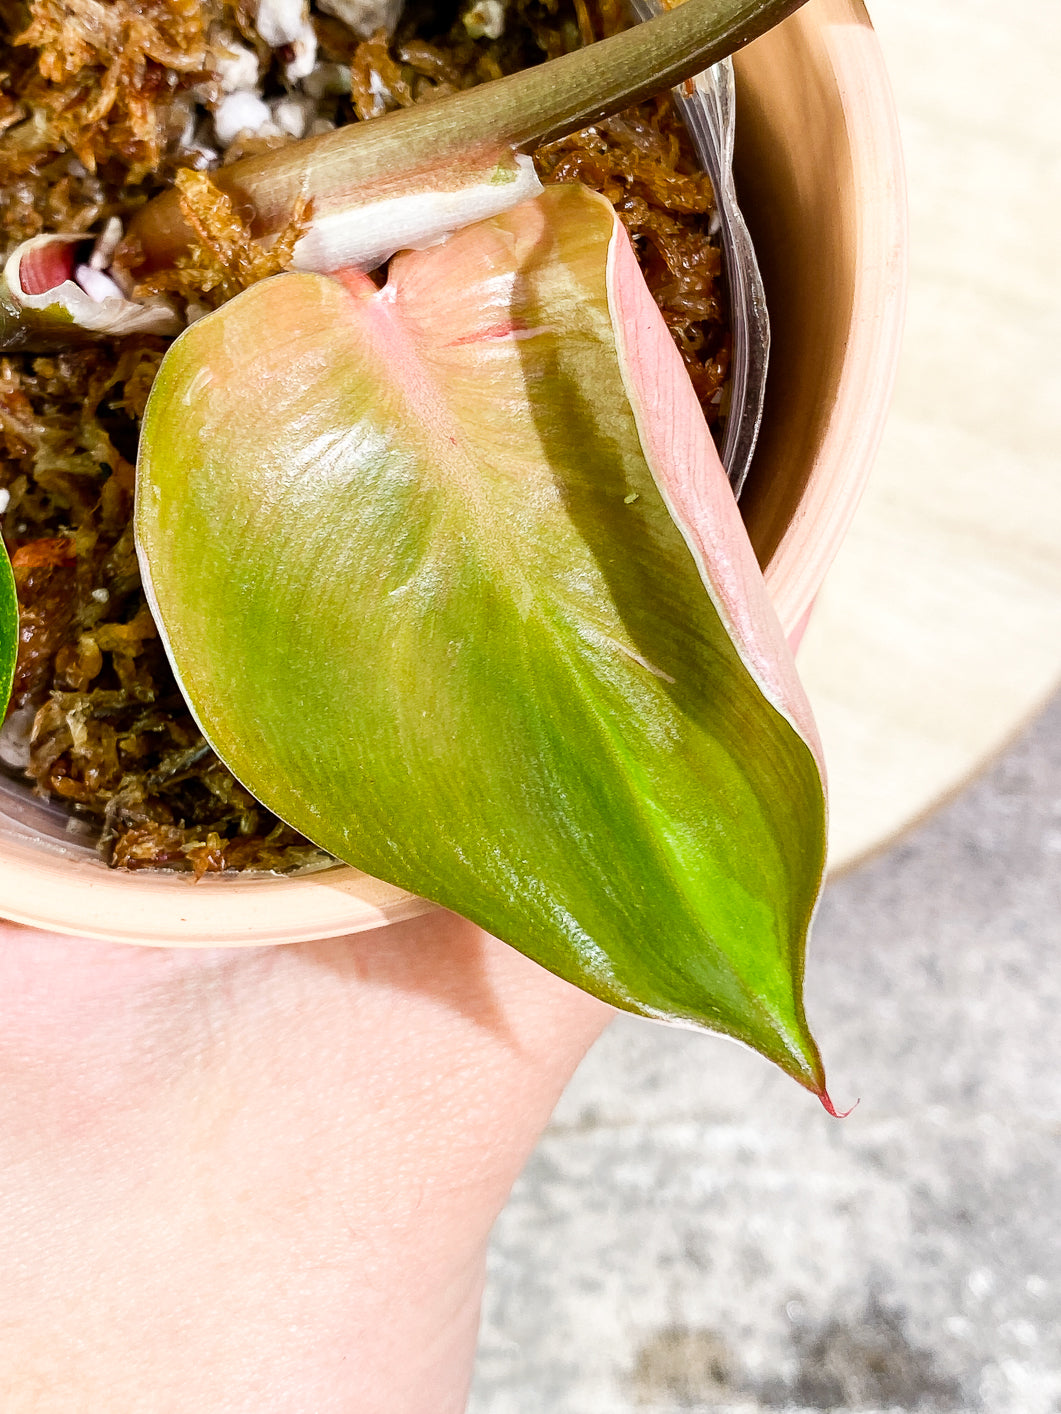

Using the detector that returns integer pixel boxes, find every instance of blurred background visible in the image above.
[468,0,1061,1409]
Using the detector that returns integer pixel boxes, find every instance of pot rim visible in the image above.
[741,0,908,631]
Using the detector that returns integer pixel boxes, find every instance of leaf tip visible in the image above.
[817,1088,859,1119]
[770,1017,838,1111]
[792,1037,856,1118]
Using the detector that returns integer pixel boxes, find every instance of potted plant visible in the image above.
[0,0,905,1092]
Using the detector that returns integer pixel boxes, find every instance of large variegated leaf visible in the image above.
[136,184,830,1097]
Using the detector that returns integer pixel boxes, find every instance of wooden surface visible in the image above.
[796,0,1061,872]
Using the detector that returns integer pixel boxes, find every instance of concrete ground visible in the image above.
[468,686,1061,1414]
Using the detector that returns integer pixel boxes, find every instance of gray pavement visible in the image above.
[468,687,1061,1413]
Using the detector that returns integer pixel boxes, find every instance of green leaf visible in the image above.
[136,185,830,1097]
[0,545,16,718]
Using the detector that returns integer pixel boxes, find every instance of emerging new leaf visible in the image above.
[1,235,180,351]
[136,185,830,1096]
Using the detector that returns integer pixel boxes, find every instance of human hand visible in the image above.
[0,911,610,1412]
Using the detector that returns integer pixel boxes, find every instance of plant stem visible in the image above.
[122,0,807,274]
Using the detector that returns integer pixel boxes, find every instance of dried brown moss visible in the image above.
[1,344,325,871]
[137,168,312,309]
[0,0,223,259]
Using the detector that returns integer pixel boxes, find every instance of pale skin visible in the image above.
[0,912,611,1412]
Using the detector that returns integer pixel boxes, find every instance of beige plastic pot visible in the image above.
[0,0,906,946]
